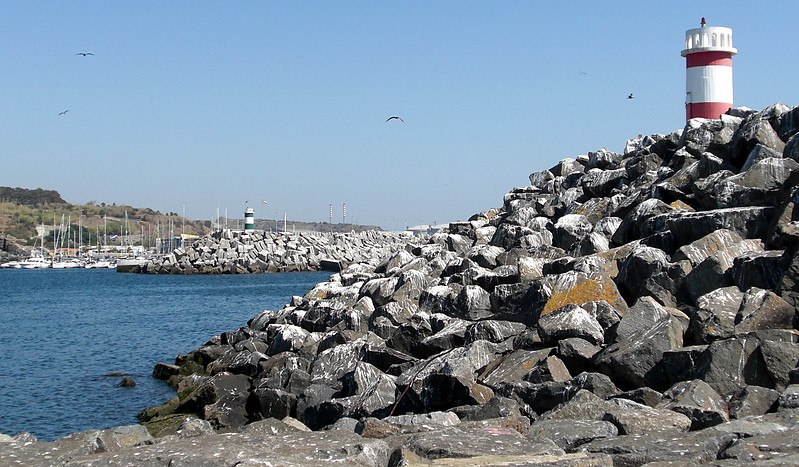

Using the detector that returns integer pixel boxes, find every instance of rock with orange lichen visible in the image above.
[540,272,628,318]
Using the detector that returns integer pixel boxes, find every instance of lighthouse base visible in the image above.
[686,102,732,120]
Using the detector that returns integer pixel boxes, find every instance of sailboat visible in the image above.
[14,224,50,269]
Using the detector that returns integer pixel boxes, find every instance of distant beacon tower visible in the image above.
[244,207,254,231]
[681,17,737,120]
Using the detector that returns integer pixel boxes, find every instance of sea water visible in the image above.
[0,268,330,440]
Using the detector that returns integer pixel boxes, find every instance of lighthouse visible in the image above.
[681,18,737,121]
[244,207,255,231]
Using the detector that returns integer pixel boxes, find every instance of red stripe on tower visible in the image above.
[681,19,737,121]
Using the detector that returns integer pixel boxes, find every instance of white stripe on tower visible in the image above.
[681,21,737,121]
[245,208,255,230]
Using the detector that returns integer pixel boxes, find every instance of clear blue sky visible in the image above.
[2,2,796,230]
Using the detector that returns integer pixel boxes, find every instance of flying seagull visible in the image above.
[627,93,635,99]
[58,110,70,116]
[76,52,94,56]
[385,116,404,123]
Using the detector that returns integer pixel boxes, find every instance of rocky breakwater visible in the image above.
[138,229,422,274]
[4,103,799,466]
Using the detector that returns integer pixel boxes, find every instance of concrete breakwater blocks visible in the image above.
[8,103,799,465]
[139,230,425,274]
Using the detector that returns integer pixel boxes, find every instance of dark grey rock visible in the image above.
[175,418,213,438]
[684,239,764,301]
[679,115,741,157]
[508,374,620,416]
[613,296,669,343]
[457,396,523,422]
[267,324,310,355]
[735,288,796,335]
[419,284,460,314]
[453,285,493,321]
[71,429,389,466]
[727,385,781,419]
[672,229,744,266]
[557,337,600,375]
[603,397,693,434]
[553,214,593,252]
[387,426,569,466]
[421,318,469,354]
[609,387,663,408]
[386,313,434,358]
[323,416,360,432]
[779,247,799,308]
[0,425,154,466]
[659,379,729,430]
[551,157,586,177]
[395,340,501,412]
[538,304,604,346]
[309,336,368,385]
[719,428,799,461]
[693,336,770,396]
[582,300,622,334]
[612,199,676,245]
[640,207,776,249]
[524,355,573,384]
[758,339,799,392]
[336,361,397,417]
[616,244,683,310]
[482,348,553,388]
[741,143,783,172]
[779,385,799,411]
[489,282,546,325]
[359,277,400,308]
[578,232,611,255]
[594,314,684,390]
[587,149,622,170]
[688,286,744,344]
[581,429,736,466]
[176,372,250,430]
[527,419,618,452]
[529,169,555,189]
[465,319,526,344]
[249,384,296,420]
[538,389,611,421]
[715,158,799,208]
[581,168,628,198]
[730,113,786,166]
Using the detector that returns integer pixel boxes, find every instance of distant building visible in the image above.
[405,224,448,236]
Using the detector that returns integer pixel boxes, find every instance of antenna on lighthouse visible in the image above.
[681,18,737,121]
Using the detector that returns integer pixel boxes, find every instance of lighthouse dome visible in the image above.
[682,26,737,56]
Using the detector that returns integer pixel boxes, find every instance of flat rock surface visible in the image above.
[580,429,737,466]
[0,429,389,467]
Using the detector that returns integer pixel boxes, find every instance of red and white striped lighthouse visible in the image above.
[681,18,737,121]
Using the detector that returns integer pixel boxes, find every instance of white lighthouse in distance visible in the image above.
[682,17,737,121]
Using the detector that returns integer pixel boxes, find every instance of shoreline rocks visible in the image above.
[125,230,424,274]
[5,103,799,465]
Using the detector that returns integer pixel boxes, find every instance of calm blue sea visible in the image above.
[0,268,330,441]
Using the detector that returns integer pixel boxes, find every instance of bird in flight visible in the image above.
[76,52,94,56]
[386,116,404,123]
[627,93,635,99]
[58,110,70,116]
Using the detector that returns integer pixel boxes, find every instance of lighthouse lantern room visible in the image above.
[682,18,737,121]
